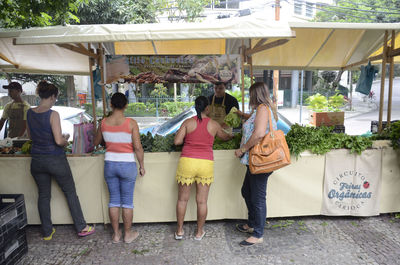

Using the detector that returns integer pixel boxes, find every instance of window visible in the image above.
[294,0,303,15]
[211,0,240,9]
[306,2,314,17]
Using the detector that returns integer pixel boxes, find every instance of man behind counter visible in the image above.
[208,82,240,125]
[0,82,30,138]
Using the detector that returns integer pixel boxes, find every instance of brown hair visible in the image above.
[249,82,278,121]
[36,80,59,99]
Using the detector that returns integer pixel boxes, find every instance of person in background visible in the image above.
[174,96,232,241]
[27,80,95,240]
[234,82,278,247]
[94,92,145,244]
[208,82,239,126]
[0,82,30,138]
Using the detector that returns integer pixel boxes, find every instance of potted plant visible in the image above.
[306,93,346,127]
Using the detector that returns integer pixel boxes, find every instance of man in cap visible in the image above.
[0,82,30,138]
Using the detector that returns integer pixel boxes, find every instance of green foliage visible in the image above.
[306,93,346,112]
[125,102,156,116]
[0,0,87,28]
[160,102,194,117]
[213,133,242,150]
[224,107,241,128]
[371,121,400,149]
[305,93,328,112]
[160,0,213,22]
[140,132,154,152]
[314,0,400,23]
[152,134,176,152]
[286,124,373,158]
[150,84,168,98]
[21,140,32,154]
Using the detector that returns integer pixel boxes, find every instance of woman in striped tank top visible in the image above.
[94,93,145,244]
[173,96,232,240]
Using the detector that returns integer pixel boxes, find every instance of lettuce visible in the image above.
[224,107,241,128]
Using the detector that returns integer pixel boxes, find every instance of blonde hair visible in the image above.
[249,82,278,121]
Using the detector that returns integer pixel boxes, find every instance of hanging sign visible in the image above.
[321,149,382,216]
[106,55,240,84]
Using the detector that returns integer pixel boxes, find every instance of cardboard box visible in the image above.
[310,112,344,127]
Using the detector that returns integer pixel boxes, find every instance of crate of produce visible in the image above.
[0,229,28,265]
[0,194,27,246]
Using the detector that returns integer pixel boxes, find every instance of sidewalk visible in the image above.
[278,96,377,126]
[18,214,400,265]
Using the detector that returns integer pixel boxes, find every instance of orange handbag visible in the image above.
[249,105,291,174]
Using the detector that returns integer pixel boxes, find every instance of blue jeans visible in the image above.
[31,154,87,237]
[104,161,137,209]
[241,166,272,238]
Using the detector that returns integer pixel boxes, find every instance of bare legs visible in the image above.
[109,207,138,243]
[176,182,210,238]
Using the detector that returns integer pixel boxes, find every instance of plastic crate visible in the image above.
[0,229,28,265]
[371,120,399,133]
[332,125,345,134]
[0,195,27,246]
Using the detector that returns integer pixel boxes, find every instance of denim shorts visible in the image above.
[104,161,137,209]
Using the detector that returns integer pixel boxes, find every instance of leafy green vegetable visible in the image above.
[370,120,400,149]
[224,107,241,128]
[21,140,32,154]
[286,124,372,158]
[213,133,242,150]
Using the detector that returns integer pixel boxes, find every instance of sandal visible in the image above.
[43,228,56,241]
[194,231,206,241]
[236,224,254,234]
[174,232,184,240]
[78,225,95,237]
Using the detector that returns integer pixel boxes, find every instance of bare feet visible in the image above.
[112,231,122,243]
[124,230,139,244]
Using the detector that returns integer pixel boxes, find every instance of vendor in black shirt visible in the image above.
[208,82,239,125]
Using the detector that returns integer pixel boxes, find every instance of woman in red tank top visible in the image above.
[173,96,232,240]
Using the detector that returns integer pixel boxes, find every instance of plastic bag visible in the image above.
[71,115,95,154]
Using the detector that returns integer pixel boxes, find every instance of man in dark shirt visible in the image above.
[208,82,239,125]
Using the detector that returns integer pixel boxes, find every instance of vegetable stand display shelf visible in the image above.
[0,149,399,225]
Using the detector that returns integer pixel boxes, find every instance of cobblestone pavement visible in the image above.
[18,214,400,265]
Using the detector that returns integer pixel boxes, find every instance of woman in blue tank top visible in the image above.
[27,80,95,240]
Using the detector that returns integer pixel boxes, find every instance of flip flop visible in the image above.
[43,228,56,241]
[194,231,206,241]
[124,231,140,244]
[174,232,184,240]
[78,225,95,237]
[112,233,122,244]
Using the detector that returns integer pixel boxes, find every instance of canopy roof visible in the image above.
[0,18,399,75]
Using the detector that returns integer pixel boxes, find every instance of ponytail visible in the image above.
[194,96,209,122]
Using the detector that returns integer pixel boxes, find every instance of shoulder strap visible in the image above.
[257,104,275,135]
[211,95,216,105]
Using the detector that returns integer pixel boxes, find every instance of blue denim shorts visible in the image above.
[104,161,137,209]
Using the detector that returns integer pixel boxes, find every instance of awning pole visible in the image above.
[97,47,107,116]
[249,39,253,86]
[378,31,388,133]
[387,30,395,129]
[241,40,245,112]
[88,44,97,129]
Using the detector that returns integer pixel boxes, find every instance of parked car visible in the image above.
[0,106,92,141]
[140,106,292,136]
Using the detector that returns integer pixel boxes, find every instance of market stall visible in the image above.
[1,18,400,224]
[0,147,399,224]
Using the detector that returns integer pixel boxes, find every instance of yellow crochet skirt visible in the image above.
[175,157,214,185]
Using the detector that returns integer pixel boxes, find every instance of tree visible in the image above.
[75,0,162,25]
[314,0,400,23]
[0,0,87,28]
[160,0,213,22]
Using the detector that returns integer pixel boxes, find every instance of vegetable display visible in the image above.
[286,124,373,158]
[224,107,241,128]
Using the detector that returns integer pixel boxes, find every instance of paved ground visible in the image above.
[17,214,400,265]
